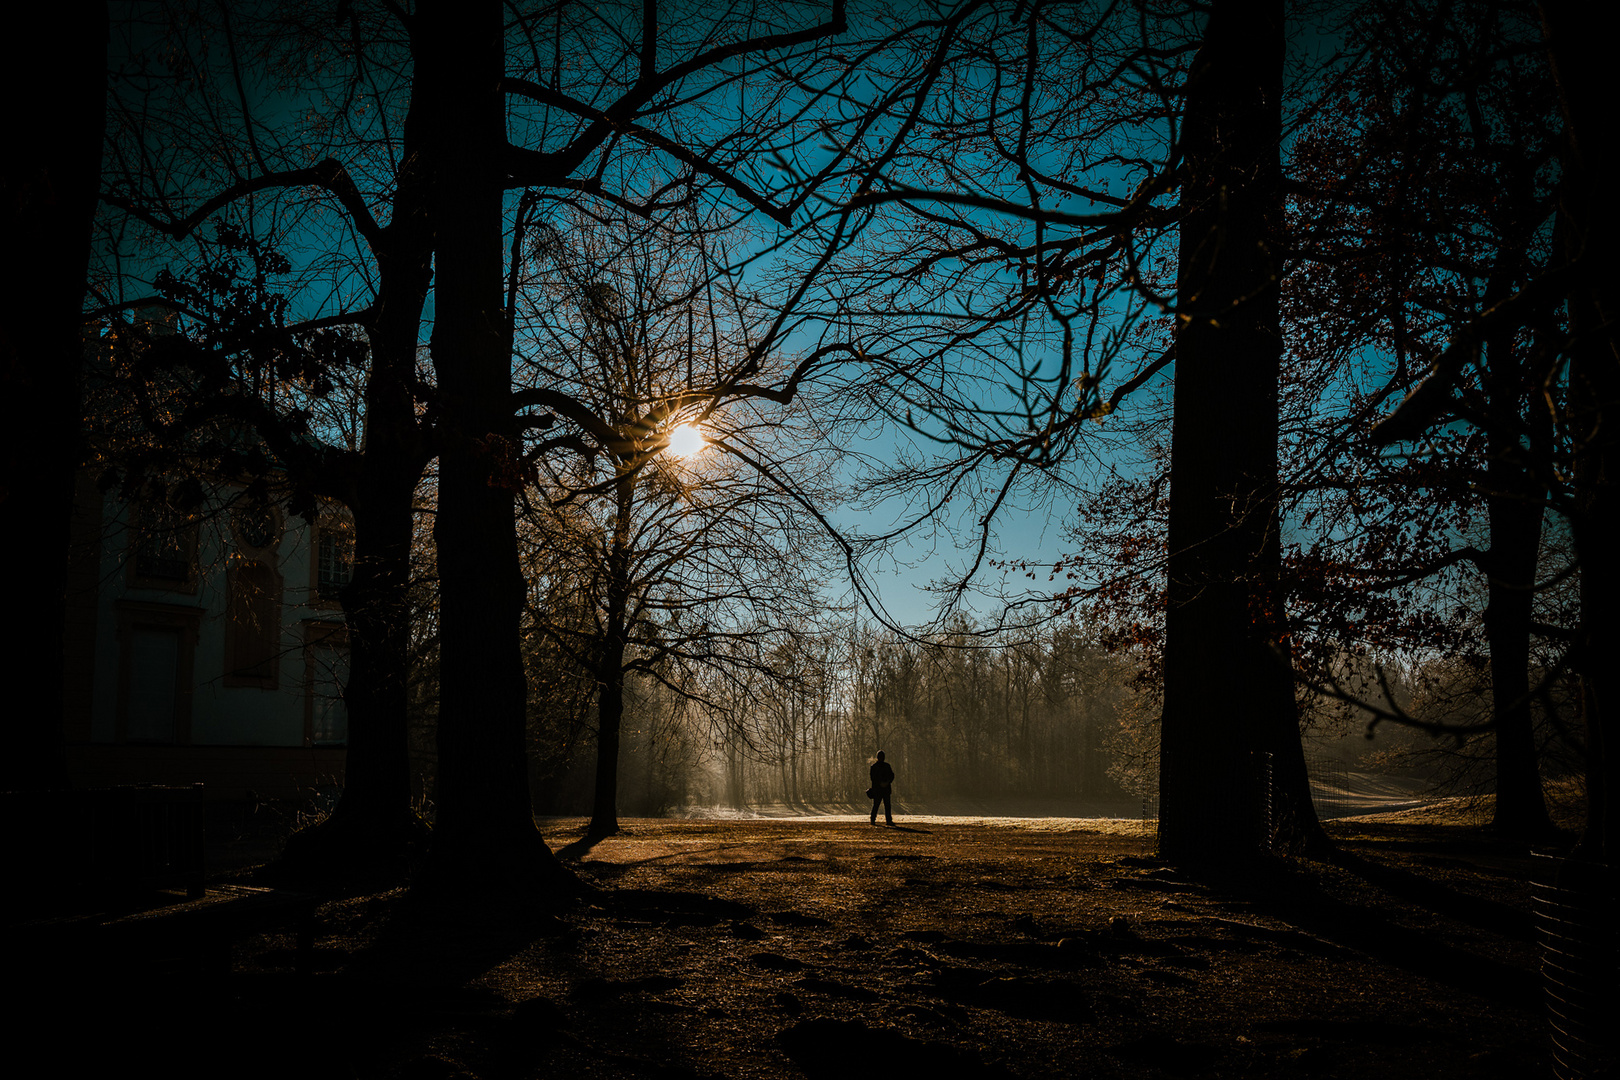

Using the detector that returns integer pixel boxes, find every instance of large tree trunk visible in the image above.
[1479,273,1554,838]
[417,0,569,894]
[280,471,426,875]
[337,482,418,820]
[275,70,437,880]
[1483,454,1553,837]
[1,1,107,793]
[1158,0,1327,865]
[330,109,437,852]
[1540,0,1616,872]
[1534,7,1616,1076]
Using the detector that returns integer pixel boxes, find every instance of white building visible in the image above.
[64,473,353,803]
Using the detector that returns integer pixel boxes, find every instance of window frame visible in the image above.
[114,600,202,745]
[302,620,350,747]
[310,512,356,610]
[125,499,200,594]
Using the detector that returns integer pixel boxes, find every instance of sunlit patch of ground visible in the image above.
[902,815,1157,835]
[1336,780,1586,831]
[631,810,1157,836]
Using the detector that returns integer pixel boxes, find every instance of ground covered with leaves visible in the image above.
[25,812,1560,1080]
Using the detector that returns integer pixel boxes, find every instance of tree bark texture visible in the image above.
[418,0,567,892]
[1158,0,1326,864]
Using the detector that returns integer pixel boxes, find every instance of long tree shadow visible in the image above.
[1184,852,1542,1010]
[1327,846,1536,941]
[312,878,756,1077]
[556,832,607,861]
[474,882,766,1079]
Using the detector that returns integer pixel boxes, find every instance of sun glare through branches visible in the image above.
[665,422,707,459]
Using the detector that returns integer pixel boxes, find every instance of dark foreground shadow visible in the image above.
[1184,854,1542,1010]
[1328,847,1535,940]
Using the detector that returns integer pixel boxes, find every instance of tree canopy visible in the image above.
[28,0,1613,903]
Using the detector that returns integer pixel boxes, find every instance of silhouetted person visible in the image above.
[869,750,895,826]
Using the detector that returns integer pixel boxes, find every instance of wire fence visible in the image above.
[1533,854,1616,1080]
[1134,748,1419,851]
[1138,793,1159,854]
[1303,749,1351,820]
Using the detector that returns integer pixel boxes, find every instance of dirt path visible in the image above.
[25,817,1553,1079]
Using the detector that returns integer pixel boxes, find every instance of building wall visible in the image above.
[65,478,352,801]
[64,744,348,804]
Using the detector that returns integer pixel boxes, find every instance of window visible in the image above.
[303,622,349,746]
[317,521,355,603]
[126,627,181,742]
[115,601,201,744]
[224,499,284,688]
[129,501,197,592]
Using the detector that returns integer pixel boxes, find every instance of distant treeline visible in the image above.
[507,619,1144,815]
[401,594,1571,821]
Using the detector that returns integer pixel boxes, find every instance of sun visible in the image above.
[665,422,707,458]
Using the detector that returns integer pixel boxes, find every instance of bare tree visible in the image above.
[93,0,881,892]
[96,2,439,875]
[1373,0,1619,872]
[779,0,1326,857]
[512,207,839,836]
[1280,0,1569,836]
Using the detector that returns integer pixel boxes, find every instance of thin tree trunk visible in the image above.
[588,471,635,837]
[590,646,626,837]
